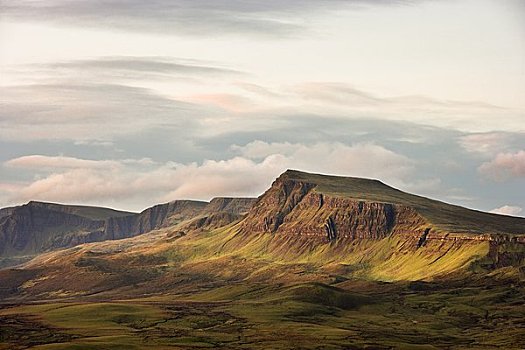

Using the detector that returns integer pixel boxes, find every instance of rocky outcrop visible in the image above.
[241,178,316,233]
[132,200,208,233]
[417,228,431,248]
[0,206,15,220]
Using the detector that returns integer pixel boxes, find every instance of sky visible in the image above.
[0,0,524,216]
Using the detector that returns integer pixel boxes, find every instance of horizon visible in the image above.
[4,168,525,218]
[1,0,524,216]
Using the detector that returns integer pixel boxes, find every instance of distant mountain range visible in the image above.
[0,197,255,267]
[0,169,524,289]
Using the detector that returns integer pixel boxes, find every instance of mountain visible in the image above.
[218,170,525,279]
[0,197,256,267]
[0,170,524,349]
[2,169,523,293]
[242,169,524,237]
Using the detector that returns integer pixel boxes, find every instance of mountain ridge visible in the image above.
[0,197,257,267]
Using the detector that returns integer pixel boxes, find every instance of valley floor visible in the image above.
[1,276,524,350]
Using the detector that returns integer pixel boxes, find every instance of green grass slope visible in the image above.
[1,275,524,350]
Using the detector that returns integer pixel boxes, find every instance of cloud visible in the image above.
[19,57,245,83]
[5,155,119,170]
[490,205,523,217]
[5,155,154,170]
[1,0,424,36]
[186,93,255,113]
[0,83,209,141]
[458,131,525,157]
[74,140,114,147]
[479,150,525,181]
[234,141,416,184]
[46,57,241,75]
[1,142,417,211]
[290,82,509,112]
[293,82,382,106]
[3,62,523,147]
[459,132,510,156]
[286,82,524,132]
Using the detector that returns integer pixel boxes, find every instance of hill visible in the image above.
[0,170,524,349]
[0,197,256,268]
[277,170,525,235]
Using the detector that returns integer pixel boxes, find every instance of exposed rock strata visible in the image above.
[241,177,428,242]
[240,172,525,248]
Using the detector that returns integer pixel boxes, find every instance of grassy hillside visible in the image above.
[1,275,524,349]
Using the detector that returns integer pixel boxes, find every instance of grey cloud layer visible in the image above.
[0,82,212,141]
[1,0,424,35]
[42,57,244,76]
[4,57,245,86]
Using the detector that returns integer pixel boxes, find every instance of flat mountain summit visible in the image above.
[269,169,525,235]
[0,170,524,349]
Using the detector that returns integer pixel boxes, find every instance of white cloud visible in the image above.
[490,205,523,217]
[4,155,155,171]
[5,155,120,170]
[1,0,412,37]
[479,150,525,181]
[458,133,509,156]
[1,143,417,211]
[231,141,301,159]
[232,141,415,183]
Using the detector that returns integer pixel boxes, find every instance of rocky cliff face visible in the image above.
[0,199,245,259]
[0,204,97,255]
[240,171,524,248]
[241,179,317,233]
[240,175,429,242]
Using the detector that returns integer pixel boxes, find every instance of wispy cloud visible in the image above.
[32,56,245,81]
[1,0,425,36]
[287,82,522,132]
[0,82,209,141]
[5,155,154,170]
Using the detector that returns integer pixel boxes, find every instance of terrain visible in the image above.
[0,170,524,349]
[0,197,255,268]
